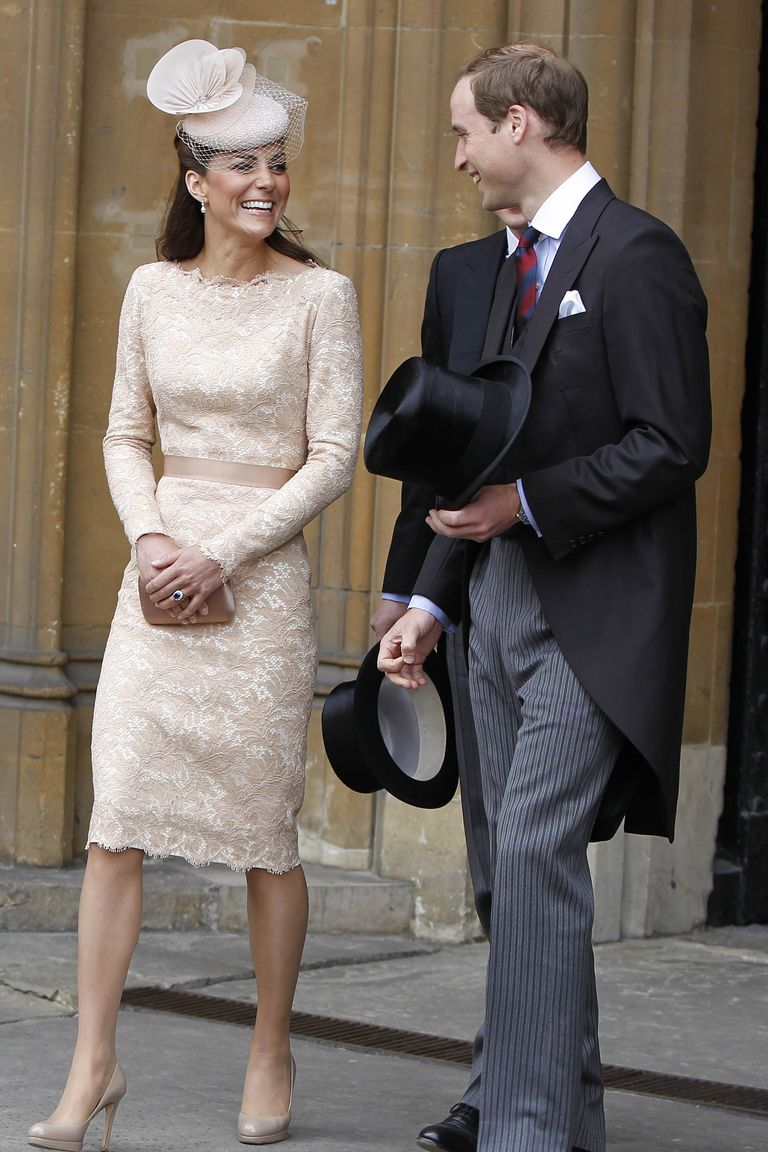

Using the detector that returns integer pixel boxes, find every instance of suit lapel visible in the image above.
[513,179,615,372]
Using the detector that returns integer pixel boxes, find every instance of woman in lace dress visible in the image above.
[28,41,362,1151]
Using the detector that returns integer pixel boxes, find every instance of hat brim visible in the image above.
[321,681,381,794]
[354,644,458,809]
[321,643,459,809]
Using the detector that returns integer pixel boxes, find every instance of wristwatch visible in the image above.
[516,504,531,528]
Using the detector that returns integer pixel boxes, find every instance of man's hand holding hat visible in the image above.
[427,483,522,543]
[378,484,524,689]
[377,608,444,689]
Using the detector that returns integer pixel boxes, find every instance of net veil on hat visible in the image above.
[147,39,307,167]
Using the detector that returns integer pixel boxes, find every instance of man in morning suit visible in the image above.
[376,44,711,1152]
[370,208,527,1152]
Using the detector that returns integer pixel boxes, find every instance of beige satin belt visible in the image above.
[163,455,296,489]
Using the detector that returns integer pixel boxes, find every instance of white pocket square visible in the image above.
[558,290,586,318]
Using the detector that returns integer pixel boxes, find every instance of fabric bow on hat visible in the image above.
[147,39,247,115]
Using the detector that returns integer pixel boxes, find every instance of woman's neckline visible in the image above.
[171,261,319,288]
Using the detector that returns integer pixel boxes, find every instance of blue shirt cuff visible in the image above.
[517,479,542,538]
[408,595,457,632]
[381,593,410,604]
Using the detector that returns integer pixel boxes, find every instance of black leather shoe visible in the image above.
[417,1103,479,1152]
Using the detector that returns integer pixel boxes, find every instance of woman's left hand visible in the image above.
[145,544,224,624]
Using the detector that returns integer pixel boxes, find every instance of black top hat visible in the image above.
[321,642,458,809]
[364,355,532,509]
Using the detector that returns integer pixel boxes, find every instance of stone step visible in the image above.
[0,860,414,935]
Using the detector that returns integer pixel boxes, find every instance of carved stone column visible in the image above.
[292,3,505,923]
[334,2,507,935]
[0,0,86,864]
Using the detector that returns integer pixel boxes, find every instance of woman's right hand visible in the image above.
[136,533,188,621]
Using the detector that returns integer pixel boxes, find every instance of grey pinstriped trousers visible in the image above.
[465,537,623,1152]
[445,628,491,1107]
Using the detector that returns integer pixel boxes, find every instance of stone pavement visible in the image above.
[2,925,767,1151]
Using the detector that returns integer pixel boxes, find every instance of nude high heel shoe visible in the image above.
[27,1063,127,1152]
[237,1057,295,1145]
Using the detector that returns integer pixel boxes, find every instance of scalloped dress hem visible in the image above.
[85,837,301,876]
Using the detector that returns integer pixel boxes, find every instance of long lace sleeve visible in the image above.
[198,275,363,579]
[102,271,166,545]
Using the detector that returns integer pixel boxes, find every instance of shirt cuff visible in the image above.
[408,595,457,632]
[516,479,542,538]
[381,593,410,604]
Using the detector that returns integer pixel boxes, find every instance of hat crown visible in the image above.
[364,355,532,508]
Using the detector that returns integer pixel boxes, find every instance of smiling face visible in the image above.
[450,75,522,212]
[186,145,290,243]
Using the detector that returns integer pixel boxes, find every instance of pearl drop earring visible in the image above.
[200,197,207,214]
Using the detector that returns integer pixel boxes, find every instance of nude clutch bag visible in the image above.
[138,578,235,625]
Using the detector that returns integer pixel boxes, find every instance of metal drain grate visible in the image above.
[122,985,768,1117]
[122,985,473,1063]
[599,1064,768,1116]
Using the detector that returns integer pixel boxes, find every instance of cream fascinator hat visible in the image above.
[146,39,307,168]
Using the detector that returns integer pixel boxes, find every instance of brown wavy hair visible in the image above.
[155,135,324,266]
[461,44,588,153]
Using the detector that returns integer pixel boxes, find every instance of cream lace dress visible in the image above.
[87,261,363,872]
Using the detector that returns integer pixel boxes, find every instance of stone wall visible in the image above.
[0,0,760,939]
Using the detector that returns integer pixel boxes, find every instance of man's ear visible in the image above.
[185,170,205,202]
[506,104,529,141]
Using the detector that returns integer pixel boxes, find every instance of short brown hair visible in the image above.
[461,44,588,152]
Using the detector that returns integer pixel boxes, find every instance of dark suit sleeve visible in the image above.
[395,248,476,622]
[381,252,445,596]
[382,482,441,593]
[411,535,467,623]
[522,225,711,560]
[408,243,492,622]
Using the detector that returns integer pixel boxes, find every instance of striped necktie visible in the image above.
[514,226,541,339]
